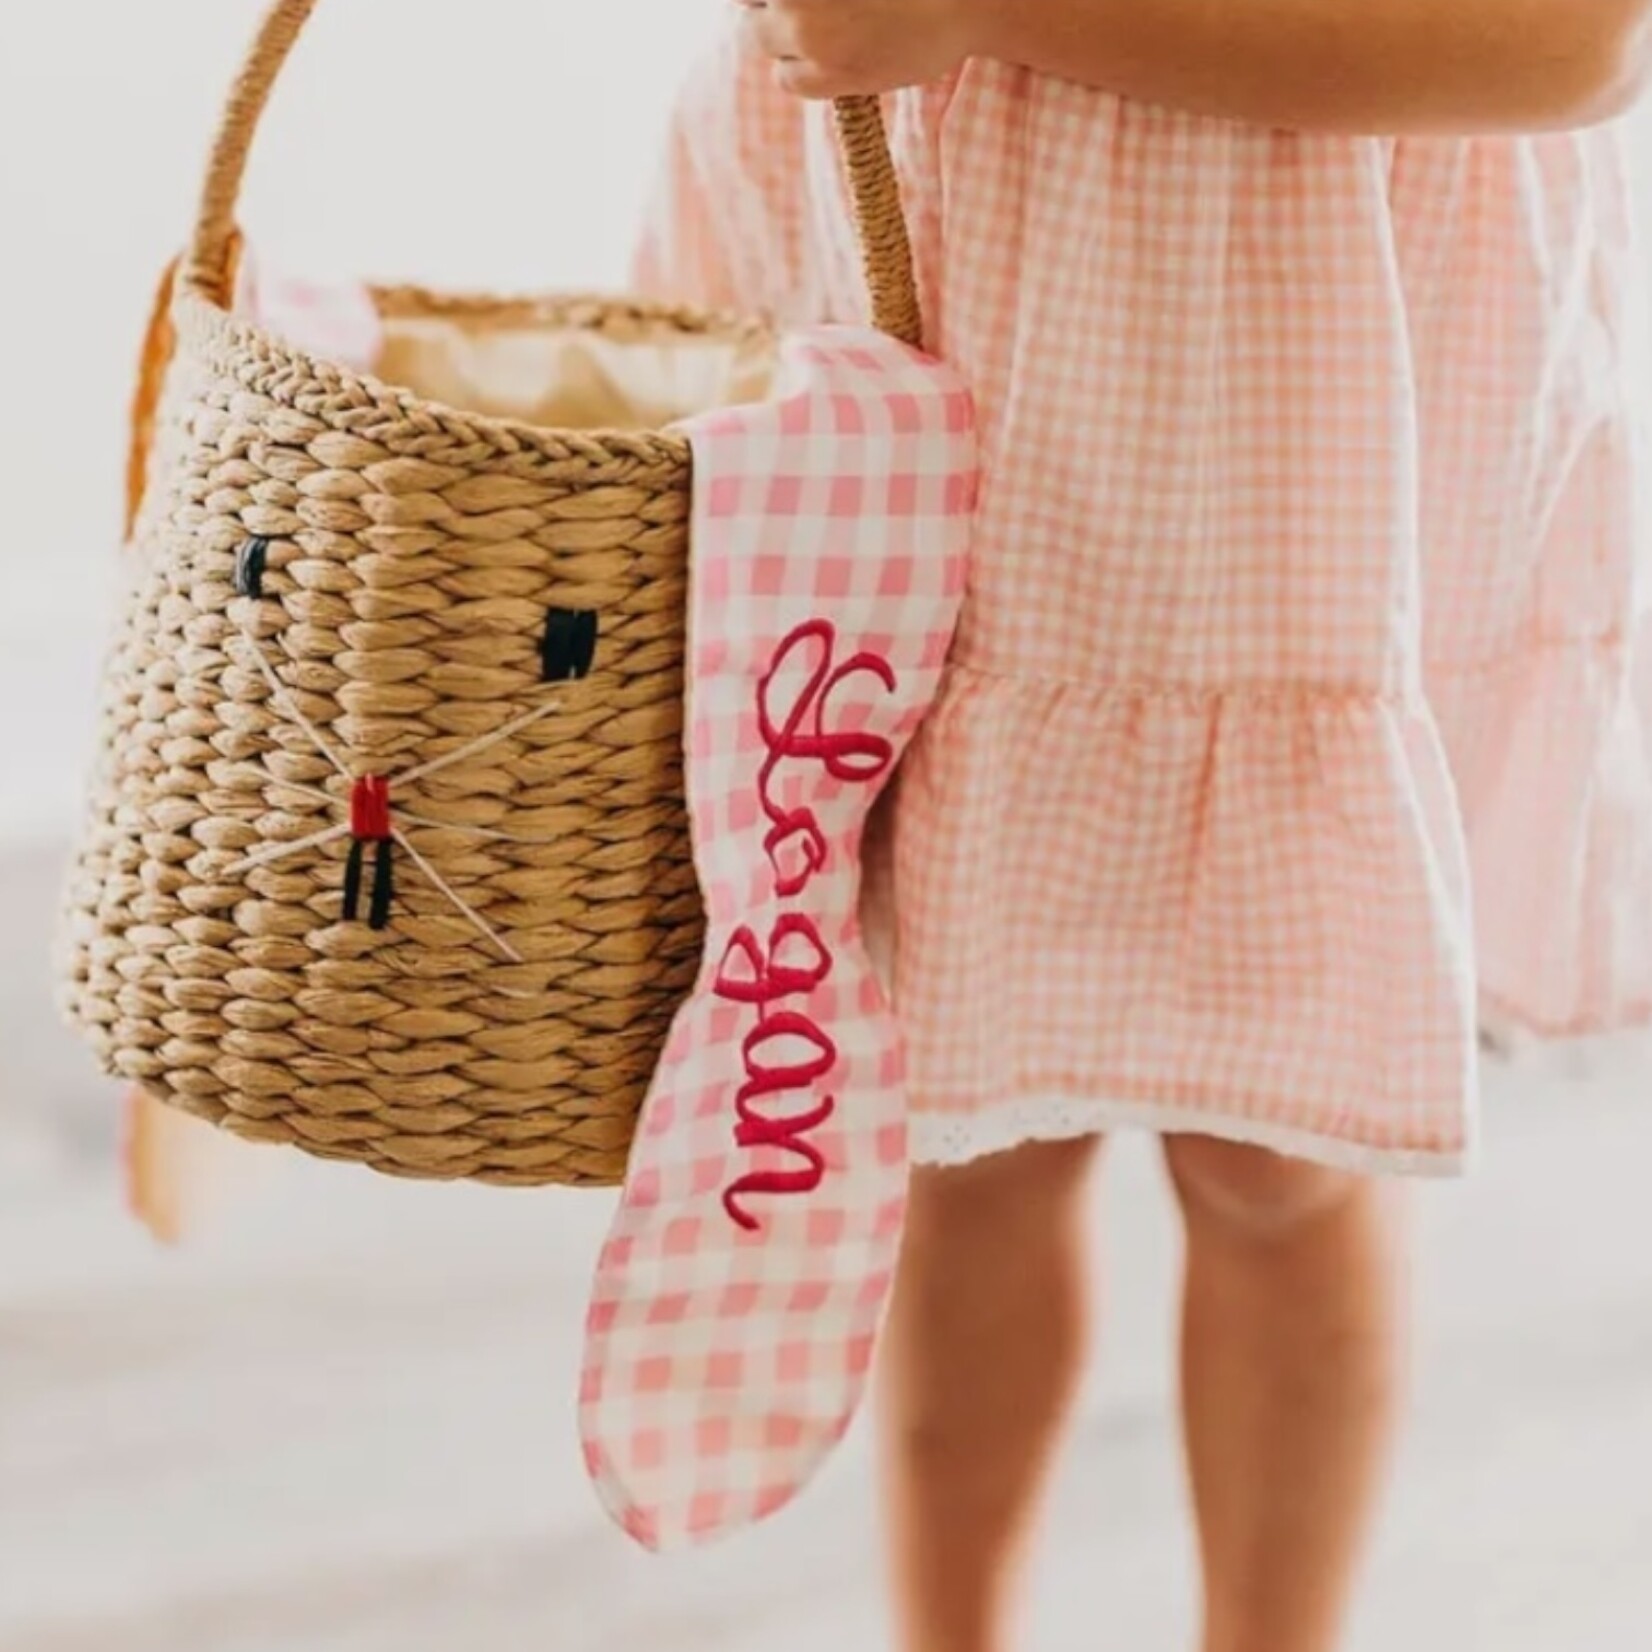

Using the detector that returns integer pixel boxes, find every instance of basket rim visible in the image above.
[172,281,777,469]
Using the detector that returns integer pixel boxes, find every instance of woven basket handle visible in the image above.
[183,0,924,348]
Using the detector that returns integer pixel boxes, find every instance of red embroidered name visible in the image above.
[715,621,898,1232]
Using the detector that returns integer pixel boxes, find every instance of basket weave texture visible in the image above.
[58,0,922,1187]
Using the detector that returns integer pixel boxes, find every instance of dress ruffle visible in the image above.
[889,668,1478,1171]
[635,35,1652,1176]
[1432,632,1652,1037]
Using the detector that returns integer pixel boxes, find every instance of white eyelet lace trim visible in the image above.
[908,1094,1470,1178]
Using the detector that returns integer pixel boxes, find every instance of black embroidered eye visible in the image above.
[541,608,599,682]
[234,536,270,598]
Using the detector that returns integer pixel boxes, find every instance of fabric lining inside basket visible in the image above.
[375,312,778,431]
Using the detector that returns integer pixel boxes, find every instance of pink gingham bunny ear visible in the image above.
[232,246,385,369]
[580,331,975,1549]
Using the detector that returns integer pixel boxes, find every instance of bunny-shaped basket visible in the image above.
[57,0,928,1189]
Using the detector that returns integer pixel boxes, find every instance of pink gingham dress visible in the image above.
[639,33,1652,1177]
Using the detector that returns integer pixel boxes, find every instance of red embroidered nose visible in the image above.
[344,777,396,931]
[350,775,392,841]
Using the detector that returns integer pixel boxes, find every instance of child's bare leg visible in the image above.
[1164,1136,1407,1652]
[881,1137,1102,1652]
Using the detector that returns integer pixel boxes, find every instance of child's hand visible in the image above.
[737,0,985,97]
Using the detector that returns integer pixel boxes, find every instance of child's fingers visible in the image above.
[772,58,859,100]
[735,0,795,57]
[736,0,859,99]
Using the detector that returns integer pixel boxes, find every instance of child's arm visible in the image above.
[743,0,1651,132]
[980,0,1651,131]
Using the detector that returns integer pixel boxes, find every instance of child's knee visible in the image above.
[903,1136,1101,1259]
[1163,1134,1367,1241]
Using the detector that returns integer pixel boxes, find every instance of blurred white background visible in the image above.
[3,6,1652,1651]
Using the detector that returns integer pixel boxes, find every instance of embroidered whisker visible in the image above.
[224,821,350,879]
[393,829,525,963]
[229,634,562,948]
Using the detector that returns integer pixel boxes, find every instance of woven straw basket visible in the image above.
[58,0,922,1188]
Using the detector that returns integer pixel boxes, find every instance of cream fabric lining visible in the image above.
[376,315,777,431]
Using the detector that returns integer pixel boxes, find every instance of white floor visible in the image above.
[4,992,1652,1651]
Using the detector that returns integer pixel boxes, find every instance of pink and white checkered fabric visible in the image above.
[580,331,974,1550]
[635,33,1652,1174]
